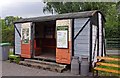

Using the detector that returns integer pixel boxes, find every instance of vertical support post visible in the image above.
[72,19,74,56]
[89,18,92,72]
[13,24,15,55]
[101,18,104,56]
[97,14,99,58]
[103,28,106,56]
[31,22,35,58]
[96,13,99,76]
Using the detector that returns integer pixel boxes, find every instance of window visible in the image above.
[44,26,54,38]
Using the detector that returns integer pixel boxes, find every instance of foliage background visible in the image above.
[43,2,119,38]
[1,16,21,45]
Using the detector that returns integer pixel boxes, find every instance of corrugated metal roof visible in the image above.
[14,10,105,23]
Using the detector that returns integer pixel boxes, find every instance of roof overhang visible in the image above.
[14,10,106,24]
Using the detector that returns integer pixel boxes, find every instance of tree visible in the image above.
[117,2,120,38]
[43,2,113,15]
[105,4,119,38]
[4,16,21,26]
[2,16,22,45]
[43,2,118,38]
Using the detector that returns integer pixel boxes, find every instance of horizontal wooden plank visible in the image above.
[97,56,120,61]
[94,67,120,74]
[96,62,120,68]
[107,38,120,40]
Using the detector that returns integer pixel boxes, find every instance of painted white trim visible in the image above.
[98,13,102,57]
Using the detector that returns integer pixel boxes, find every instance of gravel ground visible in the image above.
[2,61,77,76]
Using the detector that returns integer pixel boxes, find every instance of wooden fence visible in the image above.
[93,56,120,76]
[106,38,120,49]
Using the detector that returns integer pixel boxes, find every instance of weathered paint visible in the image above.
[56,41,71,64]
[98,13,102,57]
[56,19,72,64]
[21,41,31,58]
[74,18,90,61]
[92,13,104,63]
[15,23,21,55]
[103,28,106,56]
[21,22,32,58]
[92,25,97,63]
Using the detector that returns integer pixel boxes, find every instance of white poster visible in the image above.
[57,26,68,48]
[21,23,31,44]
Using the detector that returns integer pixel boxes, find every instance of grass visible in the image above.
[109,55,120,58]
[97,55,120,76]
[9,51,14,55]
[8,51,20,64]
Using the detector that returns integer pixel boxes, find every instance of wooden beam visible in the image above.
[94,67,120,74]
[97,56,120,61]
[96,62,120,68]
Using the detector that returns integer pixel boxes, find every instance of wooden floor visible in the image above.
[34,52,56,61]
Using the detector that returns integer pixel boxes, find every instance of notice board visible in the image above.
[57,26,68,48]
[21,23,31,44]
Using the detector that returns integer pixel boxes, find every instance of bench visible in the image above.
[93,56,120,76]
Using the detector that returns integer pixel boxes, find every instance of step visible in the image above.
[19,59,67,73]
[24,59,67,68]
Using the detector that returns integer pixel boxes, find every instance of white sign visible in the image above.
[21,23,31,44]
[57,26,68,48]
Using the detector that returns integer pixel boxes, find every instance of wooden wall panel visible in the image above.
[74,18,90,61]
[56,19,72,64]
[15,23,21,55]
[21,41,31,58]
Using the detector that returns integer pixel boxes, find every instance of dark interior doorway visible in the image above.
[34,21,56,61]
